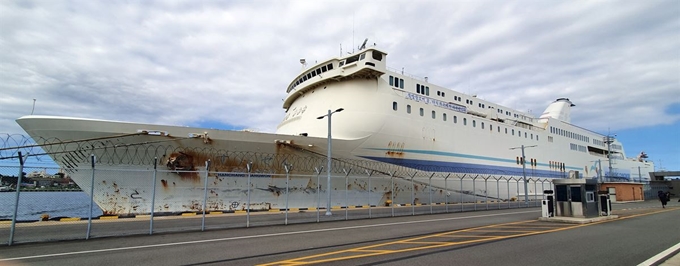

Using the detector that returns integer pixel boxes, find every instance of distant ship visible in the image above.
[16,43,654,215]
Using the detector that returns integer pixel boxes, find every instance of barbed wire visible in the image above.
[1,133,566,180]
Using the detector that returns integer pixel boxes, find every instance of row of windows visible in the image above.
[289,63,334,92]
[389,75,405,89]
[550,126,590,144]
[570,143,587,152]
[389,76,521,120]
[416,84,429,96]
[392,102,539,141]
[289,51,383,93]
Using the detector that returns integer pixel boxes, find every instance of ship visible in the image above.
[16,43,654,215]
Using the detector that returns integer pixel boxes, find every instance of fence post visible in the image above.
[428,173,435,214]
[444,173,450,213]
[485,176,489,210]
[284,163,292,225]
[345,168,353,220]
[534,178,538,207]
[506,178,511,209]
[86,154,96,240]
[201,160,210,231]
[460,174,465,212]
[314,167,323,223]
[473,175,478,211]
[9,151,29,246]
[150,157,158,235]
[497,176,502,210]
[410,171,417,216]
[390,171,396,217]
[364,169,371,218]
[246,162,253,228]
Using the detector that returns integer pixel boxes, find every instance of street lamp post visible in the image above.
[510,144,537,207]
[317,108,344,216]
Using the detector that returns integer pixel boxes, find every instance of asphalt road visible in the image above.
[0,201,678,266]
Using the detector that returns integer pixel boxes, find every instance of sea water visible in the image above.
[0,191,104,221]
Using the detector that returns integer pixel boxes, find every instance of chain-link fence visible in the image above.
[0,157,556,245]
[0,133,655,245]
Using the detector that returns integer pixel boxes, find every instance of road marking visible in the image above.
[261,208,678,265]
[0,210,537,262]
[638,242,680,266]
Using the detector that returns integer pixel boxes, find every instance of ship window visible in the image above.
[395,78,400,88]
[463,118,467,125]
[400,79,404,89]
[372,51,383,61]
[482,122,485,129]
[443,113,447,121]
[426,86,429,95]
[339,61,345,67]
[537,136,539,141]
[393,102,398,111]
[327,63,333,70]
[498,126,500,133]
[311,71,316,77]
[473,120,476,127]
[346,54,360,64]
[303,75,307,81]
[442,92,445,97]
[531,134,534,139]
[389,76,394,86]
[322,65,327,72]
[518,131,521,137]
[432,110,436,119]
[512,129,515,135]
[307,73,312,79]
[407,105,411,114]
[525,132,527,138]
[489,125,492,131]
[420,108,424,116]
[360,53,366,60]
[454,116,458,123]
[437,91,441,96]
[416,84,421,94]
[316,68,321,75]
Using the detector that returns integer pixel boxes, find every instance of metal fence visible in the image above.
[0,156,555,245]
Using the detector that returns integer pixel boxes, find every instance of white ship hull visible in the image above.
[16,46,653,215]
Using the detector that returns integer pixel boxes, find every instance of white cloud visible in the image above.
[0,0,678,139]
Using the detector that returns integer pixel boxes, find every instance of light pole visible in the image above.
[317,108,344,216]
[510,144,537,207]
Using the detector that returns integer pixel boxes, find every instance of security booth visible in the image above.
[553,178,599,218]
[541,190,555,217]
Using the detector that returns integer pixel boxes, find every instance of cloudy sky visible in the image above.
[1,0,679,170]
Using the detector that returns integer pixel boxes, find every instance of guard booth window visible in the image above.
[556,186,568,201]
[570,186,582,202]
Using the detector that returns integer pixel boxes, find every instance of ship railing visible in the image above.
[386,66,428,82]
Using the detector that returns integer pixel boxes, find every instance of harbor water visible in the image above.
[0,191,103,221]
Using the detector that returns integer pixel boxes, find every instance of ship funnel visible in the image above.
[539,98,575,123]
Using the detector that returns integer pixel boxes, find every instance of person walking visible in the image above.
[658,190,668,208]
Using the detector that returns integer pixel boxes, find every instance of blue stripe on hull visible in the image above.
[360,156,568,178]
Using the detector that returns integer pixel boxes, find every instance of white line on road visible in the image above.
[0,210,537,262]
[638,242,680,266]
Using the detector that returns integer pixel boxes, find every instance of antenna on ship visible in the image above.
[358,38,367,51]
[31,99,36,115]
